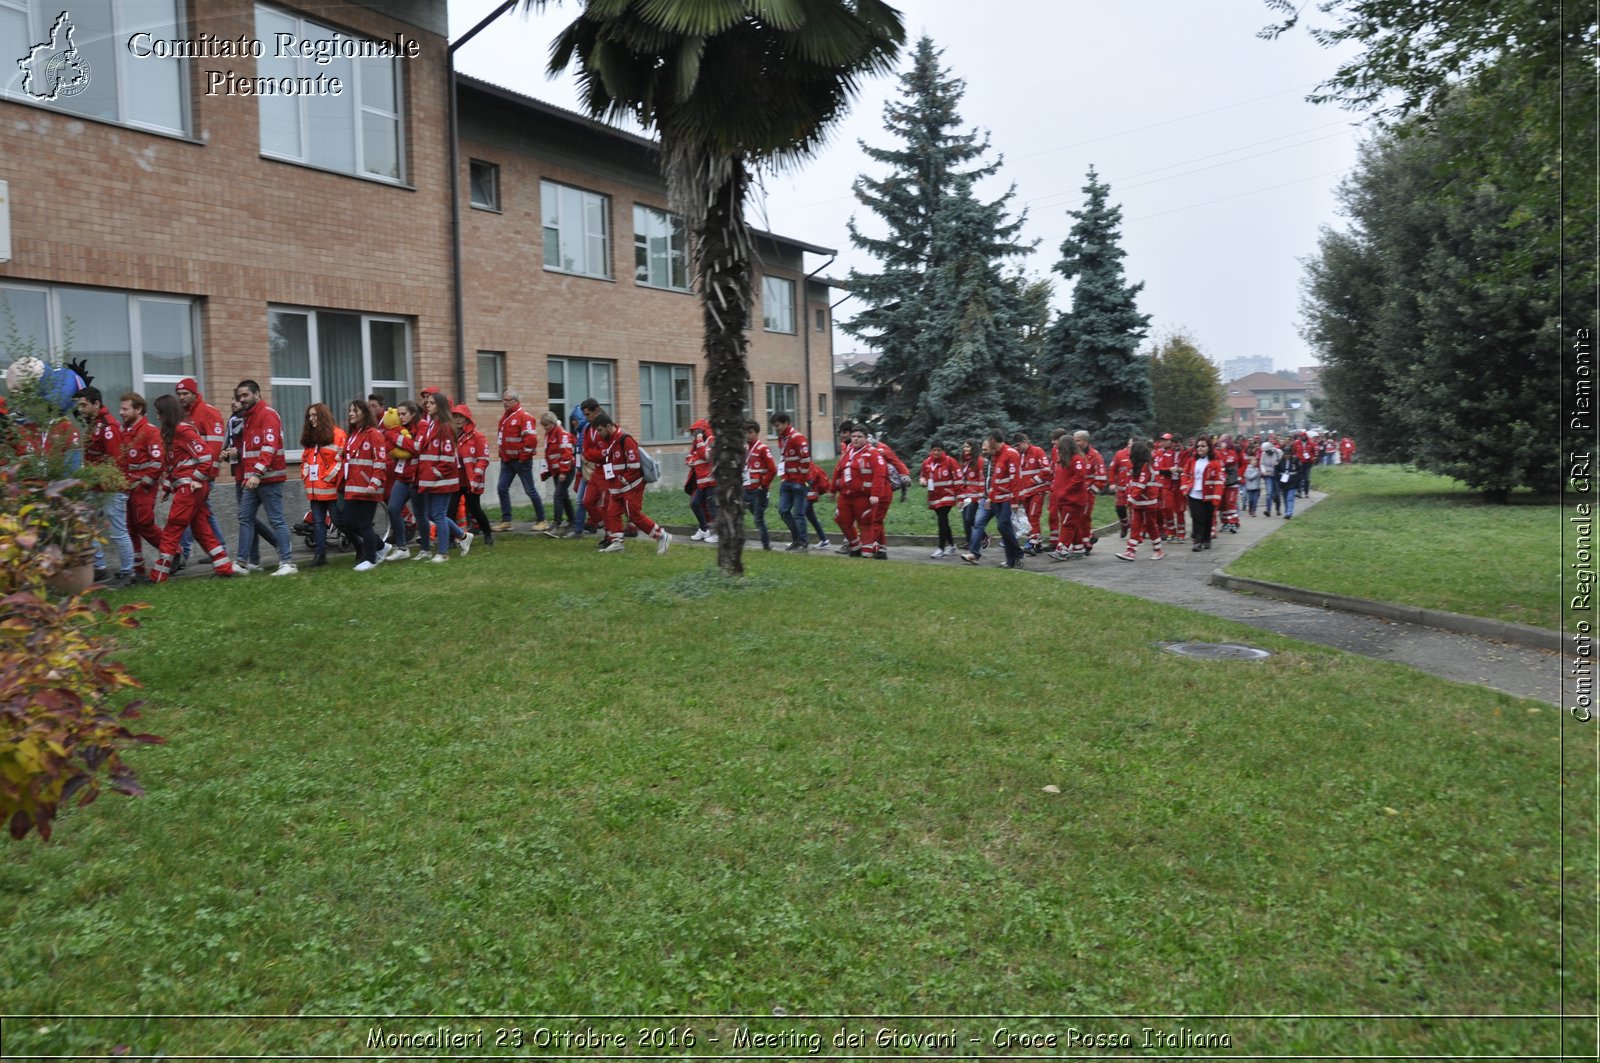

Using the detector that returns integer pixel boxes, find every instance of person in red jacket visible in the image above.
[338,400,389,571]
[173,376,229,569]
[1114,440,1165,561]
[150,394,235,582]
[233,379,297,576]
[961,431,1025,567]
[683,417,718,543]
[410,391,468,563]
[1339,434,1356,465]
[955,439,985,549]
[804,461,832,548]
[119,392,164,584]
[571,397,608,539]
[1215,432,1242,533]
[772,412,813,550]
[1152,433,1186,542]
[538,411,578,536]
[834,424,889,558]
[73,385,135,587]
[380,400,426,559]
[920,442,961,558]
[591,412,670,554]
[1012,431,1049,554]
[743,420,777,550]
[452,404,494,549]
[1047,434,1093,561]
[494,389,547,532]
[1109,439,1133,538]
[298,402,345,567]
[1181,435,1226,551]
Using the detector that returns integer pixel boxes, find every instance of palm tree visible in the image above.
[527,0,905,575]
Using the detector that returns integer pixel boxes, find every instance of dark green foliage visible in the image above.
[1148,331,1224,441]
[1038,168,1153,452]
[843,35,1033,447]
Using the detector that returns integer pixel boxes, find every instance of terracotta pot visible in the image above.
[45,561,96,596]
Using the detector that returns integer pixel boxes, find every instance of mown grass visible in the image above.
[1,539,1591,1058]
[1226,465,1561,629]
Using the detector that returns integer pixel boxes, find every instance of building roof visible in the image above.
[1229,372,1307,393]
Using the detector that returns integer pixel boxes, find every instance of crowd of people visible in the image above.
[55,369,1351,584]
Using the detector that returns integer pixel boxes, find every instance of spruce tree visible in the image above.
[1038,168,1153,450]
[842,35,1030,448]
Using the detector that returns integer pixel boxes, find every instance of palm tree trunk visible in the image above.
[688,152,754,576]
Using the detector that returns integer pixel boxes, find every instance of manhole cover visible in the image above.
[1160,642,1272,660]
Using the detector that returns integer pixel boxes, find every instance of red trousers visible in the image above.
[838,494,879,554]
[602,486,657,537]
[1062,493,1092,549]
[1022,492,1045,542]
[583,475,608,529]
[1128,506,1160,546]
[1162,483,1186,536]
[153,484,233,580]
[1219,484,1239,526]
[833,500,857,546]
[127,488,161,574]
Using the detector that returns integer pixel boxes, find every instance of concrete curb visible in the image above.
[1210,569,1563,653]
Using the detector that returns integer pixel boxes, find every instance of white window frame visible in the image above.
[477,350,504,401]
[254,3,406,184]
[0,280,201,395]
[633,204,689,292]
[638,361,693,443]
[547,355,615,422]
[542,180,611,279]
[267,306,412,457]
[765,382,798,431]
[469,159,500,211]
[762,276,796,334]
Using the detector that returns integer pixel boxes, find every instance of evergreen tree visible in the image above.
[899,177,1029,452]
[1038,168,1153,450]
[842,35,1031,447]
[1148,331,1223,441]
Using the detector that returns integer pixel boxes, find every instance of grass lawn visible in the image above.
[1226,464,1562,629]
[1,539,1590,1058]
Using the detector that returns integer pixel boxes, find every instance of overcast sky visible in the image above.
[449,0,1370,375]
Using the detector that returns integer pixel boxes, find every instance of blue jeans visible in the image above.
[497,460,545,522]
[967,500,1023,564]
[744,487,770,547]
[388,480,426,550]
[572,474,588,531]
[309,499,336,556]
[549,469,575,524]
[1283,481,1297,517]
[95,490,134,573]
[239,480,293,567]
[806,499,827,540]
[690,485,716,531]
[777,480,810,544]
[424,492,463,555]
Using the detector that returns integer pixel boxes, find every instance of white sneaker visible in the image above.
[241,561,263,573]
[656,529,672,555]
[458,531,473,556]
[690,528,707,541]
[411,550,432,561]
[272,562,298,576]
[599,539,625,553]
[353,560,375,572]
[429,553,448,564]
[704,533,718,544]
[930,548,945,559]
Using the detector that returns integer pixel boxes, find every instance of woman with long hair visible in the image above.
[380,399,424,559]
[452,403,494,548]
[338,400,388,570]
[413,391,467,562]
[1181,435,1225,551]
[299,402,344,567]
[1114,440,1164,562]
[150,393,235,581]
[956,439,984,549]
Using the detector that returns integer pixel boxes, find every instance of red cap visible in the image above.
[690,418,711,433]
[178,377,200,395]
[420,386,441,396]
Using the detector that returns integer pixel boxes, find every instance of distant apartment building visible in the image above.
[1,1,837,469]
[1223,371,1322,435]
[1220,355,1274,381]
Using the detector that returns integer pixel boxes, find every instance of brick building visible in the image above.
[0,1,837,475]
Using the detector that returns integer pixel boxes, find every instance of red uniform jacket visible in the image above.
[496,405,539,463]
[686,434,715,488]
[341,427,389,501]
[458,424,489,494]
[411,422,461,494]
[544,423,576,476]
[834,442,888,499]
[807,463,831,502]
[123,416,164,491]
[744,438,776,491]
[1127,462,1161,508]
[186,397,226,463]
[1054,450,1091,505]
[85,408,125,472]
[877,441,910,479]
[1086,446,1108,492]
[385,423,418,483]
[956,457,985,506]
[776,426,811,484]
[1180,455,1225,503]
[920,453,960,509]
[985,444,1022,504]
[300,427,346,502]
[1111,448,1132,503]
[164,422,217,489]
[1018,444,1049,498]
[600,430,646,495]
[239,402,288,483]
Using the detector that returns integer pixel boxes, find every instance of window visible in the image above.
[1,0,187,134]
[268,308,411,452]
[765,383,798,430]
[633,205,688,291]
[0,282,197,401]
[547,356,614,422]
[762,276,795,333]
[477,350,504,401]
[639,362,693,443]
[255,4,405,182]
[469,160,500,211]
[818,393,828,415]
[814,307,827,333]
[542,181,610,278]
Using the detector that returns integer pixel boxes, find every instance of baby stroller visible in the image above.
[294,507,356,554]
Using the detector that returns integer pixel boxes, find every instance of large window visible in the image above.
[268,308,411,450]
[542,181,610,278]
[639,362,692,443]
[765,383,798,430]
[477,350,504,401]
[633,205,688,291]
[0,282,197,401]
[547,355,613,422]
[1,0,187,134]
[762,276,795,333]
[255,4,404,182]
